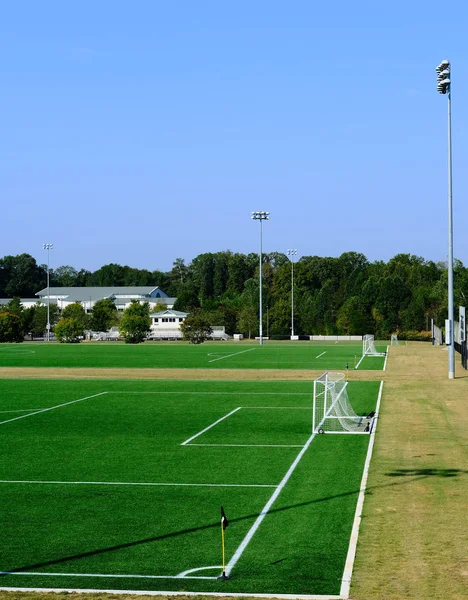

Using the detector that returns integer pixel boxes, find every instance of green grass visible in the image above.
[0,378,381,595]
[0,340,387,370]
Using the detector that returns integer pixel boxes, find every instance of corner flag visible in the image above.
[221,506,229,530]
[218,506,230,580]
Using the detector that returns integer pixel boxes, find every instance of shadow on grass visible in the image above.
[385,468,467,478]
[2,465,466,576]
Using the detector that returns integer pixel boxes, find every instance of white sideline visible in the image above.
[0,587,342,599]
[383,346,389,371]
[180,407,241,445]
[0,479,275,488]
[208,348,256,363]
[0,392,108,426]
[339,380,384,599]
[315,351,326,358]
[225,430,318,577]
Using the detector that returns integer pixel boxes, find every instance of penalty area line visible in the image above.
[181,407,241,445]
[208,348,256,363]
[315,351,326,359]
[0,392,108,426]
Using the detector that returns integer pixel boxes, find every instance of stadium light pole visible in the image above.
[251,211,270,345]
[287,249,298,337]
[42,243,54,342]
[436,60,455,379]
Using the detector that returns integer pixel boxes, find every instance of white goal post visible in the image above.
[363,334,387,357]
[312,371,374,434]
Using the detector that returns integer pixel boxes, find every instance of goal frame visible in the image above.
[313,371,374,435]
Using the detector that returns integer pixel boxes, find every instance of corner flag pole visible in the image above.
[218,506,230,580]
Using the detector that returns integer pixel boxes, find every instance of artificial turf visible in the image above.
[0,340,387,370]
[0,378,381,595]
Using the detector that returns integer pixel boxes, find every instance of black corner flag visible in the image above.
[218,506,230,580]
[221,506,229,530]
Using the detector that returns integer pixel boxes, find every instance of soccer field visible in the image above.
[0,378,382,596]
[0,340,387,371]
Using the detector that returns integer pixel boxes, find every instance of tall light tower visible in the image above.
[43,243,54,342]
[251,211,270,345]
[436,60,454,379]
[287,249,298,337]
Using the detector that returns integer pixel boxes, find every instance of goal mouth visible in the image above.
[313,371,374,434]
[362,334,387,357]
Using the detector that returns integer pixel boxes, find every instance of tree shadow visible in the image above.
[385,468,466,478]
[2,466,466,576]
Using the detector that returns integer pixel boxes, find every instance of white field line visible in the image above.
[187,444,303,448]
[112,391,310,396]
[242,406,310,409]
[0,587,342,600]
[0,572,217,581]
[0,392,108,426]
[0,409,47,413]
[225,431,318,577]
[383,346,389,371]
[0,479,275,488]
[339,380,384,599]
[354,354,366,370]
[180,407,241,446]
[208,348,256,363]
[315,351,326,358]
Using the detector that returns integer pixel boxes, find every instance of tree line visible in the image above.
[1,250,467,340]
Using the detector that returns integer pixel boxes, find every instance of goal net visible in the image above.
[390,333,400,346]
[363,334,386,356]
[312,371,373,434]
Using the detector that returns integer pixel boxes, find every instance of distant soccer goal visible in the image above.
[390,333,400,346]
[363,334,387,357]
[312,371,374,434]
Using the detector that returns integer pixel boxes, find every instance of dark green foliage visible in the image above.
[0,250,463,337]
[28,302,60,338]
[0,311,24,342]
[180,309,212,343]
[89,298,118,332]
[119,300,151,343]
[62,301,89,330]
[54,316,83,343]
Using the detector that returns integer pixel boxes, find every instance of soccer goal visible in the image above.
[390,333,400,345]
[363,334,387,356]
[312,372,374,434]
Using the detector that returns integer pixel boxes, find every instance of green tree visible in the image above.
[89,298,118,332]
[180,310,212,344]
[0,254,45,297]
[62,302,89,331]
[237,306,257,339]
[55,317,84,343]
[28,303,59,338]
[0,312,24,342]
[119,300,151,343]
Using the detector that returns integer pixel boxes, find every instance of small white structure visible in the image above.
[148,309,187,340]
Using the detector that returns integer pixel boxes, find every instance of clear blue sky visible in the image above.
[2,1,468,273]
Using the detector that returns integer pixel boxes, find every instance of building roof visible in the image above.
[150,309,188,318]
[35,286,169,302]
